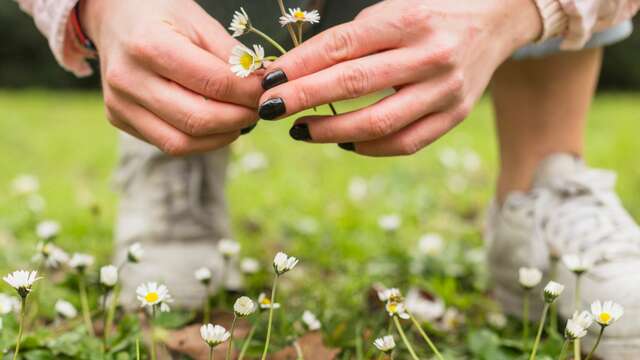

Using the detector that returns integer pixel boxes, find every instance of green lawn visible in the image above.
[0,90,639,359]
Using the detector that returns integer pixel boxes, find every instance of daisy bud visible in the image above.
[233,296,256,317]
[518,267,542,289]
[273,252,299,275]
[378,214,401,232]
[302,310,322,331]
[127,242,144,263]
[11,174,39,196]
[565,318,588,340]
[194,267,212,285]
[100,265,119,288]
[591,300,624,327]
[418,233,444,257]
[69,253,94,273]
[543,281,565,303]
[571,310,594,330]
[218,239,241,259]
[55,299,78,319]
[240,258,260,274]
[373,335,396,353]
[36,220,60,241]
[562,254,594,275]
[200,324,230,348]
[3,270,40,298]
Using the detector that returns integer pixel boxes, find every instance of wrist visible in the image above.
[490,0,544,56]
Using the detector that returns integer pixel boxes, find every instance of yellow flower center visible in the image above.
[294,11,306,20]
[261,298,271,305]
[240,53,254,70]
[599,312,611,324]
[387,303,397,313]
[145,292,159,303]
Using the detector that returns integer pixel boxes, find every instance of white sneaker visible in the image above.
[486,153,640,359]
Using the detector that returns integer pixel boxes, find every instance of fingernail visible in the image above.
[241,123,258,135]
[259,98,286,120]
[289,123,311,141]
[338,143,355,152]
[262,70,288,90]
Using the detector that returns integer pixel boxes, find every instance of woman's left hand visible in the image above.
[258,0,541,156]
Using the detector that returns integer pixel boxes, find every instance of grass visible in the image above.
[0,90,638,359]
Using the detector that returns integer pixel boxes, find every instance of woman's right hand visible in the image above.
[81,0,263,155]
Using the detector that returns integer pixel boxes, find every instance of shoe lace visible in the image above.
[534,168,640,263]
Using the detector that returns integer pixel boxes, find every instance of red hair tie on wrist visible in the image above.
[70,1,97,55]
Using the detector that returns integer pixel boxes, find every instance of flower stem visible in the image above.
[261,275,279,360]
[522,290,530,349]
[151,306,157,360]
[225,314,238,360]
[204,292,211,324]
[574,275,582,360]
[529,303,550,360]
[558,340,570,360]
[105,284,120,347]
[209,346,214,360]
[276,0,300,47]
[238,322,258,360]
[78,274,95,336]
[548,259,559,334]
[584,326,605,360]
[293,340,304,360]
[136,337,141,360]
[393,317,419,360]
[249,28,287,55]
[12,297,27,360]
[408,312,444,359]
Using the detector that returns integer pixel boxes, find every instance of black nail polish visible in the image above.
[338,143,355,152]
[262,70,288,90]
[289,123,311,141]
[259,98,286,120]
[241,123,258,135]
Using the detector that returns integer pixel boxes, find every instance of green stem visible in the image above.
[558,340,570,360]
[204,292,211,324]
[549,259,559,334]
[78,274,95,336]
[209,346,214,360]
[12,297,27,360]
[293,340,304,360]
[523,290,530,349]
[238,323,258,360]
[249,28,287,55]
[265,56,279,61]
[297,23,303,45]
[102,289,109,351]
[136,337,141,360]
[328,103,338,116]
[529,304,550,360]
[276,0,300,47]
[355,322,363,360]
[225,315,238,360]
[105,284,121,344]
[393,317,419,360]
[574,275,582,360]
[261,275,279,360]
[584,326,605,360]
[408,312,443,359]
[151,306,157,360]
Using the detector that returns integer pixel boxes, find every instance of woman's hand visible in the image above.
[258,0,542,156]
[81,0,263,155]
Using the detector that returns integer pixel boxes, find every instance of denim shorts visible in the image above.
[198,0,633,58]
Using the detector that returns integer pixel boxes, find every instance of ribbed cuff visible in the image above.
[532,0,569,42]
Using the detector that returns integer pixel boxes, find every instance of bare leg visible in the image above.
[491,48,602,202]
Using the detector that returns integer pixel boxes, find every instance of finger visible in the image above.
[126,27,262,107]
[262,17,405,89]
[288,76,461,143]
[349,109,468,157]
[259,48,438,119]
[108,99,239,156]
[105,107,145,141]
[112,71,258,136]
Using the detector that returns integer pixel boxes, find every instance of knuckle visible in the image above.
[451,102,472,124]
[293,85,312,111]
[447,71,466,103]
[182,109,206,136]
[160,136,190,156]
[126,39,156,61]
[366,110,395,138]
[203,73,232,99]
[104,66,129,91]
[341,64,371,99]
[325,28,356,63]
[398,5,431,30]
[398,137,422,156]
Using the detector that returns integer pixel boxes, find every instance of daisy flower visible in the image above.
[218,239,241,259]
[302,310,321,331]
[518,267,542,289]
[136,282,173,311]
[240,258,260,274]
[100,265,118,288]
[418,233,444,257]
[55,299,78,319]
[273,252,298,275]
[34,242,69,269]
[11,174,39,196]
[258,292,280,310]
[405,288,445,323]
[234,296,256,317]
[385,301,410,320]
[3,270,40,298]
[127,242,144,263]
[377,288,403,303]
[373,335,396,353]
[562,254,595,275]
[69,253,94,272]
[200,324,230,347]
[228,7,251,37]
[36,220,60,240]
[565,318,588,340]
[571,310,594,330]
[591,300,624,327]
[347,177,368,202]
[543,281,565,303]
[279,8,321,26]
[0,294,19,315]
[378,214,401,232]
[194,267,212,285]
[229,44,265,78]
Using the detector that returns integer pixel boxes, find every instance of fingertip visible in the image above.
[262,69,289,90]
